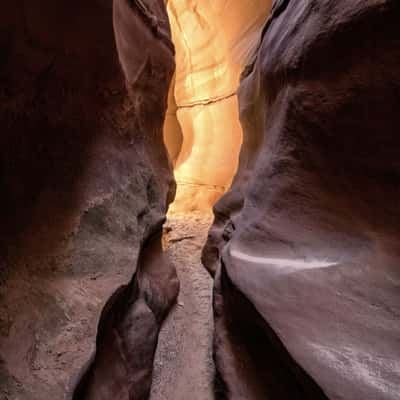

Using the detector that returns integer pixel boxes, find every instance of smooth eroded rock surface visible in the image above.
[0,1,177,399]
[164,0,272,211]
[204,0,400,398]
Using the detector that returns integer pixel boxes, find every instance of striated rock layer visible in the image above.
[164,0,272,211]
[0,1,178,399]
[204,0,400,399]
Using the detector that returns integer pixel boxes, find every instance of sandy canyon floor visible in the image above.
[149,211,215,400]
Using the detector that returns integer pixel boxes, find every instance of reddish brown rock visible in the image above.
[0,1,177,399]
[204,0,400,398]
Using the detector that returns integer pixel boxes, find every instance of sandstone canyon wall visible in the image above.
[2,1,400,399]
[164,0,272,211]
[0,1,178,399]
[204,0,400,399]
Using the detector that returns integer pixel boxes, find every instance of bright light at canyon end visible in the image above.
[164,0,271,211]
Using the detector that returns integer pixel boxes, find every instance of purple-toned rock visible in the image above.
[204,1,400,398]
[0,1,177,399]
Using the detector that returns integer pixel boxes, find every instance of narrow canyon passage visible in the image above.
[1,1,400,400]
[150,211,214,400]
[147,4,271,396]
[164,0,270,211]
[149,3,271,397]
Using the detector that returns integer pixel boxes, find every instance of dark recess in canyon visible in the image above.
[1,0,400,400]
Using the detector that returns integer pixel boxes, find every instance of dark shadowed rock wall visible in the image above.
[204,0,400,399]
[0,1,178,399]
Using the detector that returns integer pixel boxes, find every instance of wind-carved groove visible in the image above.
[175,180,226,191]
[177,91,237,109]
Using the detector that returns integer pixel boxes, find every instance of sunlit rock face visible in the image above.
[164,0,272,210]
[204,0,400,399]
[0,1,177,399]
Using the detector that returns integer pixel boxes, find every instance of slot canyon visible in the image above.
[0,1,400,400]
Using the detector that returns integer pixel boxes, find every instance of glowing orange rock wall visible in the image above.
[164,0,272,210]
